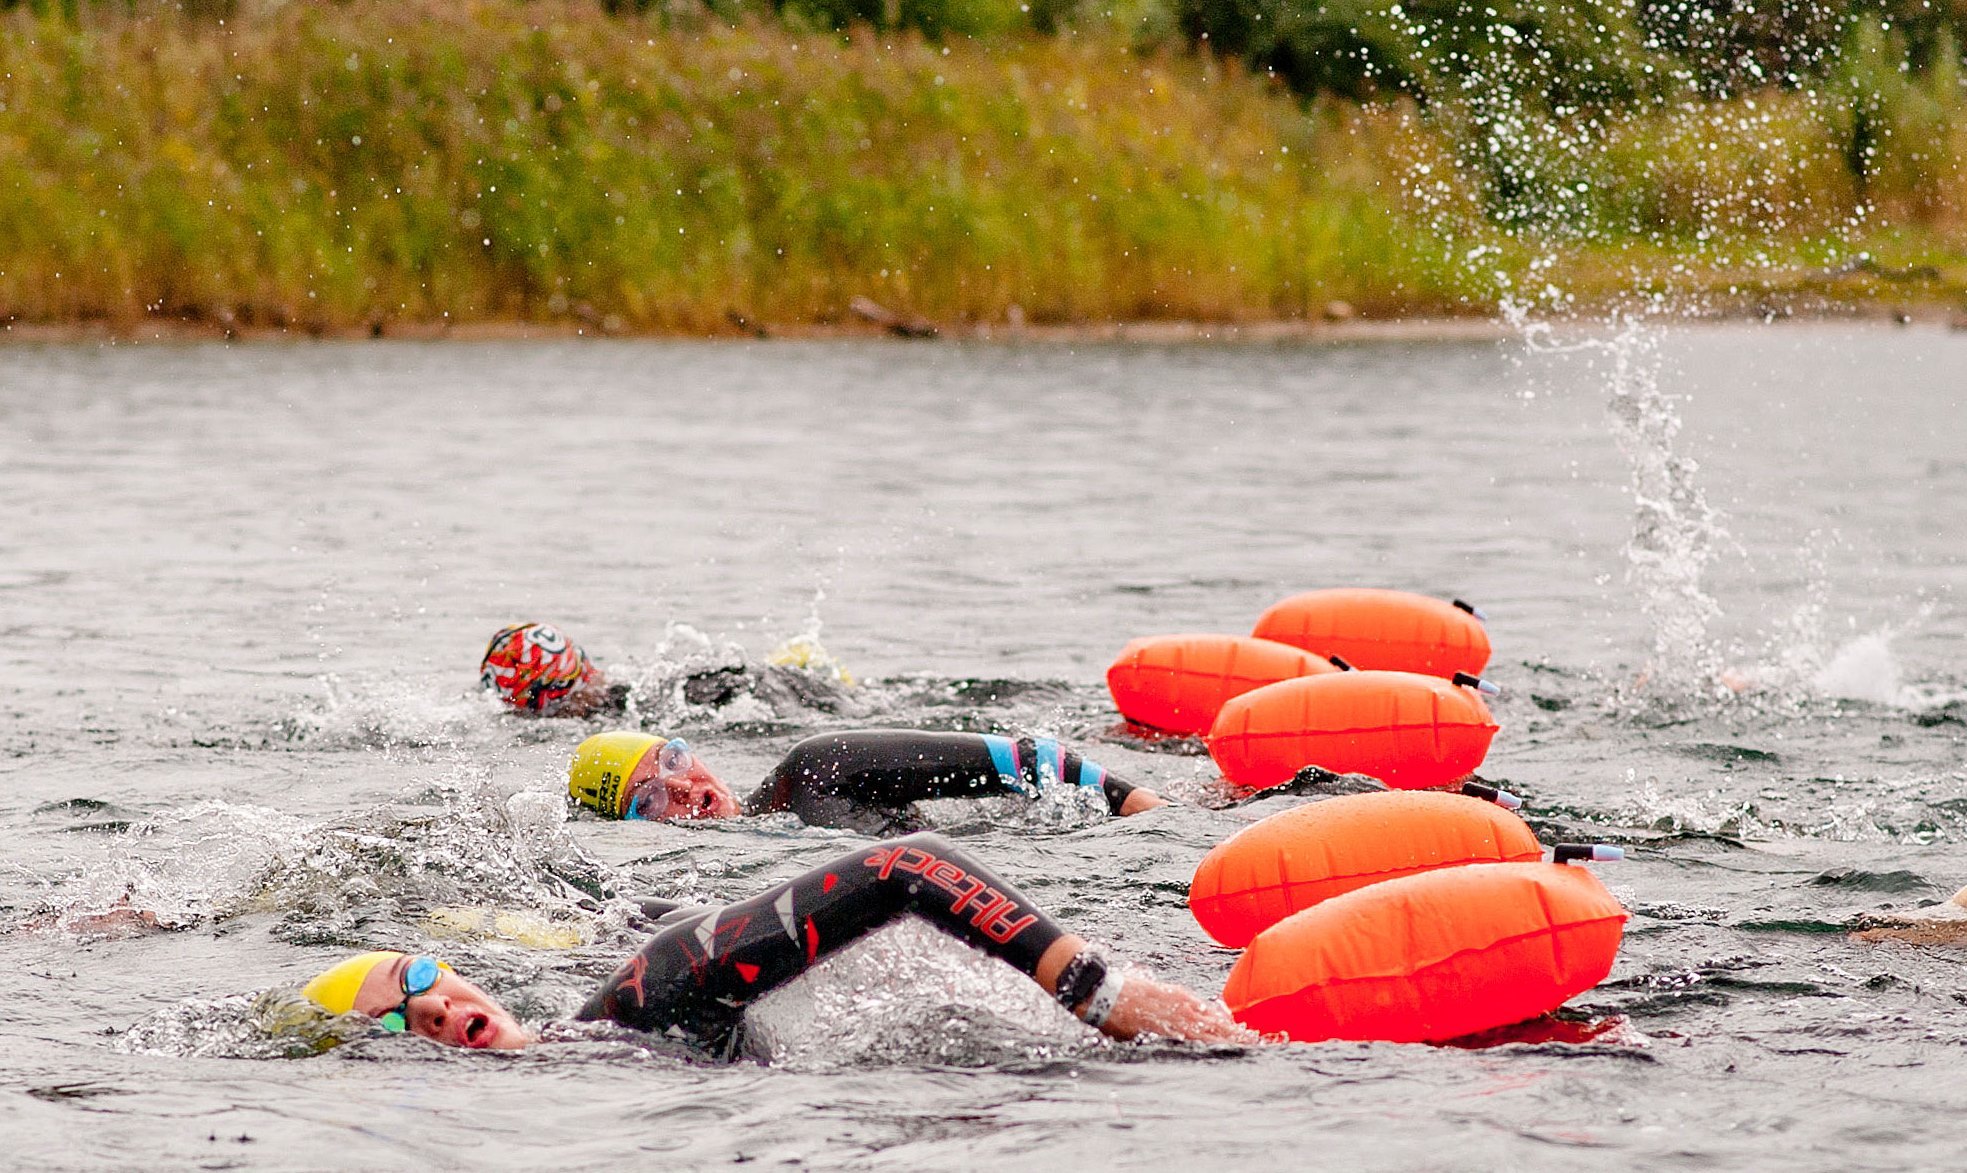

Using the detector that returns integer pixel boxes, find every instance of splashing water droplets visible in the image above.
[1508,306,1729,694]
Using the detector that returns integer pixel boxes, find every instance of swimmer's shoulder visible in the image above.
[1851,885,1967,945]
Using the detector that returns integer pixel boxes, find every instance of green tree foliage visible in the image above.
[1167,0,1966,105]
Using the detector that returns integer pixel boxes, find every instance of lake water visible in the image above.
[1,324,1963,1168]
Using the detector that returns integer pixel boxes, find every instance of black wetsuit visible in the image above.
[578,832,1065,1057]
[739,730,1143,835]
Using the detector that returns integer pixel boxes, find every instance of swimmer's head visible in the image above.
[301,950,529,1050]
[568,731,660,818]
[480,623,603,715]
[569,731,740,821]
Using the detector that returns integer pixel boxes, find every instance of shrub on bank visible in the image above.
[0,1,1471,329]
[0,0,1960,331]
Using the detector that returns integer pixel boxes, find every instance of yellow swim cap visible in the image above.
[568,732,663,818]
[301,951,455,1017]
[301,951,402,1016]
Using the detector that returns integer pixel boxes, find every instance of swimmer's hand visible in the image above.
[1118,788,1169,816]
[1099,976,1255,1045]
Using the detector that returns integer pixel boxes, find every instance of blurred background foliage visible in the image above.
[0,0,1962,329]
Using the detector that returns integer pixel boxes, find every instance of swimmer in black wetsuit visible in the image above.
[478,622,850,719]
[298,833,1247,1056]
[565,729,1168,833]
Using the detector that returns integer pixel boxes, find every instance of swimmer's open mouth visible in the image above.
[462,1013,491,1048]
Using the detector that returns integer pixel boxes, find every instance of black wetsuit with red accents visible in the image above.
[577,832,1065,1057]
[740,730,1143,835]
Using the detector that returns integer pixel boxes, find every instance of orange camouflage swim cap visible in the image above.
[479,623,599,714]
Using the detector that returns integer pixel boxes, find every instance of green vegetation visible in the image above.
[0,0,1962,335]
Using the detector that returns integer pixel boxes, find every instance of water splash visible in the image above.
[278,671,516,750]
[115,989,376,1060]
[615,621,862,729]
[1509,307,1730,694]
[20,777,620,941]
[741,918,1095,1068]
[1742,581,1956,709]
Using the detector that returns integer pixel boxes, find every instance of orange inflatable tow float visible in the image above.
[1253,589,1490,678]
[1221,859,1628,1043]
[1205,669,1501,791]
[1189,789,1539,948]
[1106,634,1339,735]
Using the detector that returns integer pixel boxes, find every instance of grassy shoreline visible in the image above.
[3,2,1965,336]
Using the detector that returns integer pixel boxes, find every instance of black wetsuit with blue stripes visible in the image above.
[577,832,1068,1057]
[740,730,1143,835]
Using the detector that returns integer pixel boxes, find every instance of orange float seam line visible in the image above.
[1222,718,1496,741]
[1201,848,1536,905]
[1234,912,1628,1006]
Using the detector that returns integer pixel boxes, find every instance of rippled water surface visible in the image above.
[2,325,1963,1169]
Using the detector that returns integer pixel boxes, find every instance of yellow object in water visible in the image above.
[567,730,662,817]
[300,950,454,1014]
[767,634,856,686]
[424,906,590,950]
[300,950,401,1014]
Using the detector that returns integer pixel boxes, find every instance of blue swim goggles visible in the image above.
[378,955,443,1033]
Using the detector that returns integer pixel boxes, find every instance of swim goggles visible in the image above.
[378,955,443,1033]
[623,739,695,821]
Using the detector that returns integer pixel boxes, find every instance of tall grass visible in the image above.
[0,1,1469,330]
[0,1,1960,332]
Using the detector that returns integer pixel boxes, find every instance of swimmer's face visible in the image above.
[352,956,532,1051]
[627,746,741,820]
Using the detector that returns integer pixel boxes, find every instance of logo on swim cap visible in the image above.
[568,731,662,818]
[480,623,599,714]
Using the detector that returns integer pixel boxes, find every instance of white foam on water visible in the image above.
[23,776,615,936]
[1812,632,1907,704]
[741,917,1092,1068]
[280,671,516,749]
[1739,595,1962,710]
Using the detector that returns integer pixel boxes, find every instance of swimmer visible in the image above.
[1851,884,1967,945]
[300,832,1249,1056]
[479,622,849,718]
[480,622,620,717]
[567,729,1168,834]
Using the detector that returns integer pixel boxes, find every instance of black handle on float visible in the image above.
[1553,843,1626,864]
[1327,654,1354,671]
[1453,598,1489,621]
[1452,671,1501,696]
[1461,781,1523,810]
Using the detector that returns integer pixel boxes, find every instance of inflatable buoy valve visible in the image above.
[1452,671,1501,696]
[1452,599,1489,621]
[1460,781,1523,810]
[1553,843,1626,863]
[1327,655,1354,671]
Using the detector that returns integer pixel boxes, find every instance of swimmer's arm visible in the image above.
[1034,935,1250,1043]
[582,833,1239,1046]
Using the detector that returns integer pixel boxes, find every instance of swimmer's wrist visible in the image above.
[1053,948,1126,1028]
